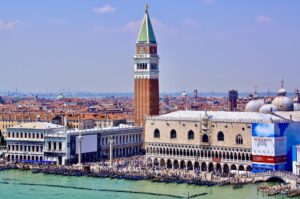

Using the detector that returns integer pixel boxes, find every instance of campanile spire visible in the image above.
[134,5,160,126]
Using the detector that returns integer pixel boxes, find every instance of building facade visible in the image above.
[144,110,300,173]
[134,5,159,126]
[6,122,143,165]
[6,122,65,163]
[66,125,143,164]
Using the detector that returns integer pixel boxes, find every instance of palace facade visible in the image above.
[145,110,300,173]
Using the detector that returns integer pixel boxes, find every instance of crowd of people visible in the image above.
[90,156,254,185]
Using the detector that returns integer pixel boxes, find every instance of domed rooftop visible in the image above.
[278,88,287,96]
[271,81,293,111]
[272,97,293,111]
[181,91,187,97]
[57,93,65,100]
[259,104,278,114]
[245,99,265,112]
[293,89,300,103]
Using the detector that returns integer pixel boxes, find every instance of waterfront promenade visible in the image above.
[2,156,299,188]
[2,156,253,185]
[2,156,300,197]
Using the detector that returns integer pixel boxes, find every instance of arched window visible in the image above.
[154,129,160,138]
[236,134,243,145]
[202,134,208,143]
[188,130,194,140]
[217,131,224,141]
[170,129,177,139]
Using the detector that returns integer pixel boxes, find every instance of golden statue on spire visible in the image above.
[145,3,149,13]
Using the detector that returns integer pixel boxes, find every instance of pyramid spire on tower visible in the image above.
[137,4,156,44]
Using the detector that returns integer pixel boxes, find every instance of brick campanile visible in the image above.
[134,5,159,126]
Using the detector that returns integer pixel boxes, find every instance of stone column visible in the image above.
[108,136,114,166]
[78,135,83,165]
[51,142,54,151]
[171,159,174,170]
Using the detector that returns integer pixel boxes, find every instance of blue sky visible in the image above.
[0,0,299,93]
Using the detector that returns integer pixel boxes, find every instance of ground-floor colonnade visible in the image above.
[146,157,252,173]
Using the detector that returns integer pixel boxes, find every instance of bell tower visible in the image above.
[134,4,159,126]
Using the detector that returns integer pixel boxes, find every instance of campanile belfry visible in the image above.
[134,5,159,126]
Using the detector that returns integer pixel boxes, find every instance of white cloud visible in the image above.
[256,15,272,24]
[122,21,141,33]
[93,4,116,14]
[0,19,21,31]
[151,18,177,33]
[49,18,65,25]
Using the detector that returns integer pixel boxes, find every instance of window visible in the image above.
[137,63,148,70]
[151,63,157,70]
[154,129,160,138]
[236,134,243,145]
[202,134,209,143]
[188,130,194,140]
[170,129,177,139]
[217,131,224,141]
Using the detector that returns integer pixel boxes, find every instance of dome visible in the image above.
[57,93,65,100]
[259,104,278,114]
[294,97,299,103]
[245,99,265,112]
[278,88,287,96]
[181,91,187,97]
[293,89,300,103]
[272,96,294,111]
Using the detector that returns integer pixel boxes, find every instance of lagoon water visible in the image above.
[0,170,282,199]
